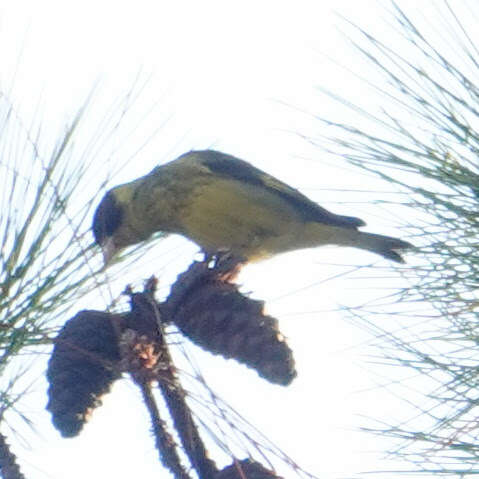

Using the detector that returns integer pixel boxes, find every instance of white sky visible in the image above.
[0,1,428,478]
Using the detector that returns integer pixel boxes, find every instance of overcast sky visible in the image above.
[0,2,428,478]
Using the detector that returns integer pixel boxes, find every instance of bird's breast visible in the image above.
[178,177,306,260]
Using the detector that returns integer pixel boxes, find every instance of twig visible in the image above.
[138,380,192,479]
[126,280,218,479]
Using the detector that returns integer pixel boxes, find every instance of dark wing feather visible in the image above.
[196,150,365,229]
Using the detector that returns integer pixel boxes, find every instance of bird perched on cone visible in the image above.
[92,149,412,266]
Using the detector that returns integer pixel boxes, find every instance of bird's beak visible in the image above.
[101,237,117,266]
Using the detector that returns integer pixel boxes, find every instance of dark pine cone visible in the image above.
[46,310,123,437]
[165,261,296,386]
[216,458,282,479]
[0,432,26,479]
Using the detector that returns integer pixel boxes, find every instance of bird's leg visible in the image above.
[203,250,246,282]
[202,250,217,268]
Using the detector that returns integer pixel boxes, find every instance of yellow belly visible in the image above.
[179,178,308,261]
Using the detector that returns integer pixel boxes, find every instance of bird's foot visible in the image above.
[203,250,246,282]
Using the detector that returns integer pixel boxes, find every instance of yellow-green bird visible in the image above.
[92,150,412,265]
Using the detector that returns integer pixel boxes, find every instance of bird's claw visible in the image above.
[203,250,246,282]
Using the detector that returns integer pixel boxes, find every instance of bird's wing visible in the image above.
[195,150,366,228]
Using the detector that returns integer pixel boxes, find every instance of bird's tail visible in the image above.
[303,223,412,263]
[353,231,412,263]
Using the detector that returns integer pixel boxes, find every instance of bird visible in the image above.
[92,149,412,266]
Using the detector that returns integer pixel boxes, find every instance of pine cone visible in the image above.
[0,432,25,479]
[46,310,123,437]
[165,261,296,386]
[216,458,282,479]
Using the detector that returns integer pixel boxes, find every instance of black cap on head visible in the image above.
[92,192,123,245]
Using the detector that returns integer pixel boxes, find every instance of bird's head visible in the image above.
[92,190,124,265]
